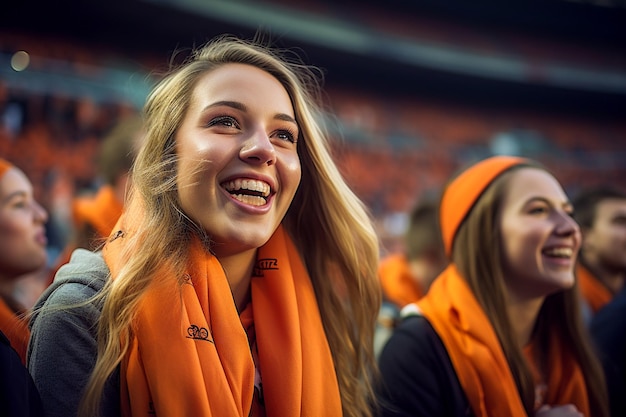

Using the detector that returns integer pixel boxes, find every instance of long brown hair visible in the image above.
[452,162,608,417]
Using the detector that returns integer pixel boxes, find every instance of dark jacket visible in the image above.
[590,286,626,417]
[0,330,43,416]
[27,249,119,417]
[377,314,473,417]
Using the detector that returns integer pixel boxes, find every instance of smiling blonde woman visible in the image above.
[28,36,381,417]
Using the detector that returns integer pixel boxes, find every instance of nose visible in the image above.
[239,128,276,166]
[33,200,48,224]
[554,211,579,237]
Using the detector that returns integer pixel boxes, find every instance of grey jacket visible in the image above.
[27,249,119,417]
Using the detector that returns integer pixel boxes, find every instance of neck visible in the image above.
[217,248,257,313]
[506,295,544,348]
[0,284,22,314]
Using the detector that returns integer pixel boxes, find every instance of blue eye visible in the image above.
[276,130,297,143]
[207,116,239,129]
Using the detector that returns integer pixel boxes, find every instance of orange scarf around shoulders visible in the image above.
[416,265,590,417]
[0,298,29,364]
[103,215,341,416]
[577,263,612,314]
[378,253,423,308]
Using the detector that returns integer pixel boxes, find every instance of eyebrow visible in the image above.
[203,100,298,125]
[526,196,573,210]
[0,190,27,205]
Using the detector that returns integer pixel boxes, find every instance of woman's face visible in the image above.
[0,168,48,279]
[176,63,301,257]
[498,168,581,300]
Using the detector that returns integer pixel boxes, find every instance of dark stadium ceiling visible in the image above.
[3,0,626,117]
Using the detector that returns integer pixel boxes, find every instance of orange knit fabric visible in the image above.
[577,263,612,313]
[440,156,528,257]
[0,158,12,178]
[0,299,29,364]
[417,265,591,417]
[378,253,423,308]
[72,185,124,238]
[103,208,341,416]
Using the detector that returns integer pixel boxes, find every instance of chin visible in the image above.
[546,277,576,294]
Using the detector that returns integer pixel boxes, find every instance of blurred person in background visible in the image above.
[50,114,144,277]
[28,35,381,417]
[375,198,447,357]
[572,186,626,321]
[378,198,447,309]
[377,156,608,417]
[0,158,48,364]
[0,158,45,416]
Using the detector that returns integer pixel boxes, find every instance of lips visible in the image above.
[35,230,48,246]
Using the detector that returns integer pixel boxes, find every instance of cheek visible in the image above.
[0,216,24,241]
[501,224,542,267]
[279,153,302,196]
[601,228,626,254]
[0,217,34,259]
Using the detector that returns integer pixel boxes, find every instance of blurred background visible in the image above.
[2,0,626,260]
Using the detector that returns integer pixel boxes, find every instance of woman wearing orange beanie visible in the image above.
[28,35,381,417]
[377,156,608,417]
[0,158,48,363]
[0,158,46,415]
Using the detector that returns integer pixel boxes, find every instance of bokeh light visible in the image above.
[11,51,30,71]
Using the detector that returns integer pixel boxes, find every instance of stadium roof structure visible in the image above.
[3,0,626,117]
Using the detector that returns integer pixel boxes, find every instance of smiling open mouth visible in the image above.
[542,247,573,258]
[222,179,271,206]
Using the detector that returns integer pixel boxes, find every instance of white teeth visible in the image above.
[231,194,267,206]
[544,247,573,258]
[223,179,270,197]
[222,179,271,206]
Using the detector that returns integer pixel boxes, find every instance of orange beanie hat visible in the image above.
[440,155,529,257]
[0,158,13,178]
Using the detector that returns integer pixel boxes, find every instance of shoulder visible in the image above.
[377,314,472,417]
[38,249,108,307]
[590,287,626,359]
[0,331,44,416]
[380,314,448,363]
[29,249,109,338]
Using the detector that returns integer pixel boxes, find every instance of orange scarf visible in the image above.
[73,185,123,238]
[0,298,29,364]
[103,217,341,416]
[0,158,12,177]
[417,265,590,417]
[577,263,612,313]
[378,254,423,308]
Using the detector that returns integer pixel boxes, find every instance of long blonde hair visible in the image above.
[80,35,381,417]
